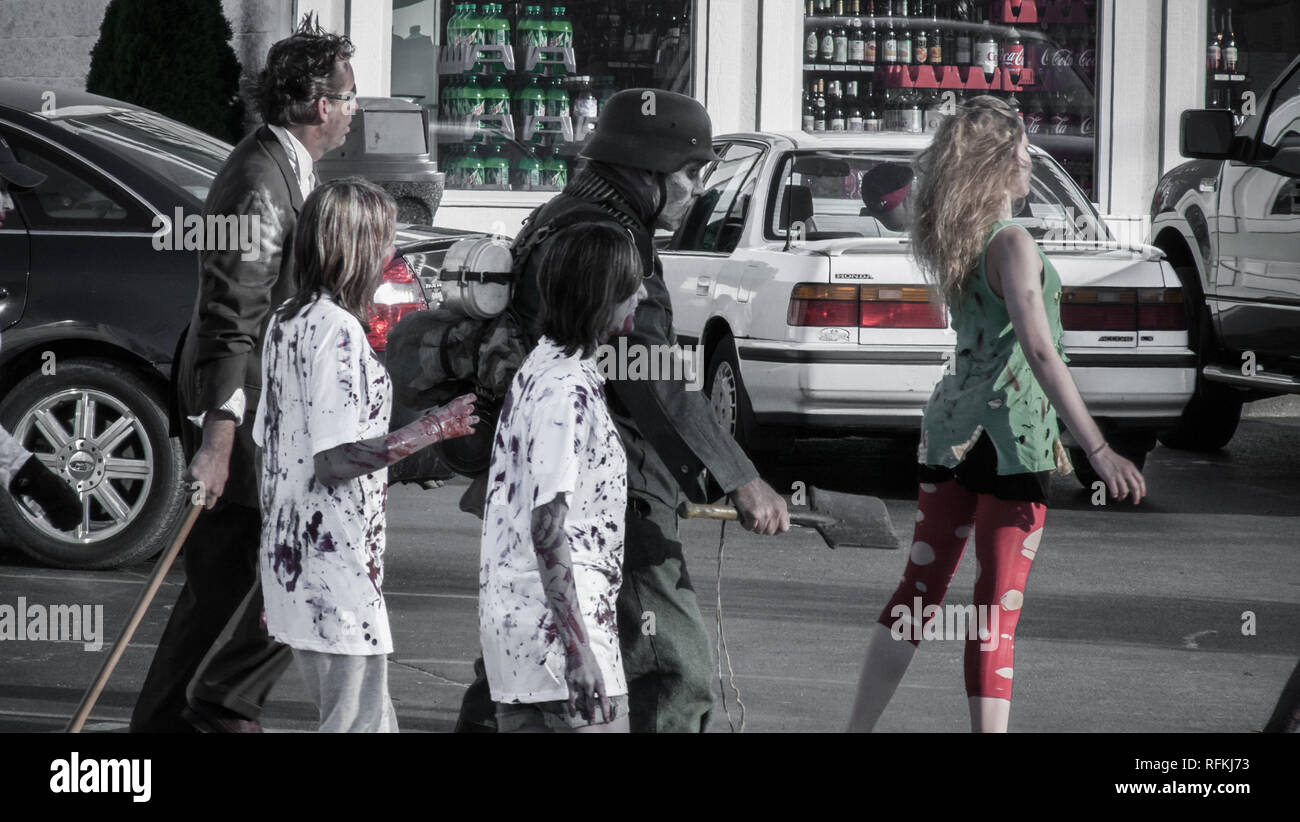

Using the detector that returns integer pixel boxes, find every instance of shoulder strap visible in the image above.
[511,202,629,273]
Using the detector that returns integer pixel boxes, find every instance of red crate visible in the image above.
[992,0,1040,25]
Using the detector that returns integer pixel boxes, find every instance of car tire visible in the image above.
[1157,274,1243,451]
[0,359,188,569]
[1069,432,1154,493]
[704,335,760,453]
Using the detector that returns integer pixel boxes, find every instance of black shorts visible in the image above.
[918,431,1051,505]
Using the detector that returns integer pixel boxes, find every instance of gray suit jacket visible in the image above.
[174,126,304,509]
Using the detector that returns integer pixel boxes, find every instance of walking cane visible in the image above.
[66,502,203,733]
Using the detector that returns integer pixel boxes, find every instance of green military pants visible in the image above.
[616,498,715,733]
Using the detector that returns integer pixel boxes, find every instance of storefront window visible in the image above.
[391,1,694,193]
[801,0,1099,201]
[1205,1,1298,127]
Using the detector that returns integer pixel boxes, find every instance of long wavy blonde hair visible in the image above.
[911,95,1026,303]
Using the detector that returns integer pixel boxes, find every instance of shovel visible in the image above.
[66,502,203,733]
[678,486,898,550]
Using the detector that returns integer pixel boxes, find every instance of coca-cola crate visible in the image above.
[874,64,916,88]
[1042,0,1092,25]
[958,64,1004,92]
[992,0,1040,25]
[1001,67,1036,91]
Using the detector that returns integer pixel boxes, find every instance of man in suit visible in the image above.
[131,21,357,732]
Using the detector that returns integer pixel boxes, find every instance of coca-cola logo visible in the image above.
[1050,113,1072,134]
[1080,114,1096,136]
[1039,45,1055,67]
[1025,112,1046,133]
[1003,45,1025,68]
[1078,48,1096,70]
[1052,47,1075,67]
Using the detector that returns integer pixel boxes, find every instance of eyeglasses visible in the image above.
[324,92,358,115]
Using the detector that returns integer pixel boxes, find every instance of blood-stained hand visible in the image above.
[425,393,478,441]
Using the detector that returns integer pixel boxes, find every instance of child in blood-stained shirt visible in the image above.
[480,222,647,733]
[254,178,477,732]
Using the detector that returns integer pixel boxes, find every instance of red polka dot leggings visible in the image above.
[876,480,1047,700]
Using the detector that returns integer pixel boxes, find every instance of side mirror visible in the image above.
[1181,109,1237,160]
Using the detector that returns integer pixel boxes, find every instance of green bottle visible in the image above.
[545,76,569,119]
[463,3,484,45]
[541,146,567,188]
[514,74,547,119]
[484,3,510,45]
[519,5,547,48]
[484,143,510,188]
[462,72,486,119]
[440,74,458,120]
[445,144,466,188]
[463,142,486,189]
[548,6,573,49]
[446,3,464,47]
[516,147,543,190]
[484,74,511,118]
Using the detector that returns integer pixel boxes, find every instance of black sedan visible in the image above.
[0,81,470,569]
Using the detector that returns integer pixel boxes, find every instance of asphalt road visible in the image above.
[1,419,1297,733]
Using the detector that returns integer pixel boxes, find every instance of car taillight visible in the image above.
[367,256,427,352]
[859,285,947,328]
[1061,287,1186,332]
[1137,288,1186,330]
[787,283,946,328]
[787,284,859,326]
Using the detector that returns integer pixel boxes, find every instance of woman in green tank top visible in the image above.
[847,96,1147,733]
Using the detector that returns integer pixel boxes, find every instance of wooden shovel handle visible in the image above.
[677,502,741,521]
[66,502,203,733]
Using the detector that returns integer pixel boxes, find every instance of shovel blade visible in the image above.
[806,486,898,550]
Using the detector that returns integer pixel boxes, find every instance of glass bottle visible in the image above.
[849,1,866,64]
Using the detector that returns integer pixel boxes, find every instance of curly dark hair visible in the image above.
[252,14,355,127]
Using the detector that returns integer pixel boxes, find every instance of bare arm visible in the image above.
[313,393,477,485]
[989,228,1145,502]
[530,493,610,722]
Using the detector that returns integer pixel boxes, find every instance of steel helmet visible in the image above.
[580,88,720,174]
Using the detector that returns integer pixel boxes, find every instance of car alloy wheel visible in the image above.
[709,360,739,436]
[12,387,153,541]
[0,359,187,569]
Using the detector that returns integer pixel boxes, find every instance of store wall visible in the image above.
[1098,0,1206,225]
[0,0,292,121]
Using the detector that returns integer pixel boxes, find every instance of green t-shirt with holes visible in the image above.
[920,220,1072,476]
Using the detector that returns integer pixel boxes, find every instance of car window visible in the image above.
[43,108,229,203]
[767,150,1110,244]
[1262,68,1300,150]
[673,143,763,253]
[4,135,153,232]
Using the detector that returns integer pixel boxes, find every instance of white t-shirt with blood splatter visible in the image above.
[253,295,393,655]
[479,337,628,703]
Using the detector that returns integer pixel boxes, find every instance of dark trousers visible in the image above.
[456,499,715,733]
[130,501,292,732]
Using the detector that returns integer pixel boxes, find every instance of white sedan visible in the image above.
[659,131,1194,483]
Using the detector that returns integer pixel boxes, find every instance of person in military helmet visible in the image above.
[457,89,790,734]
[0,140,82,532]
